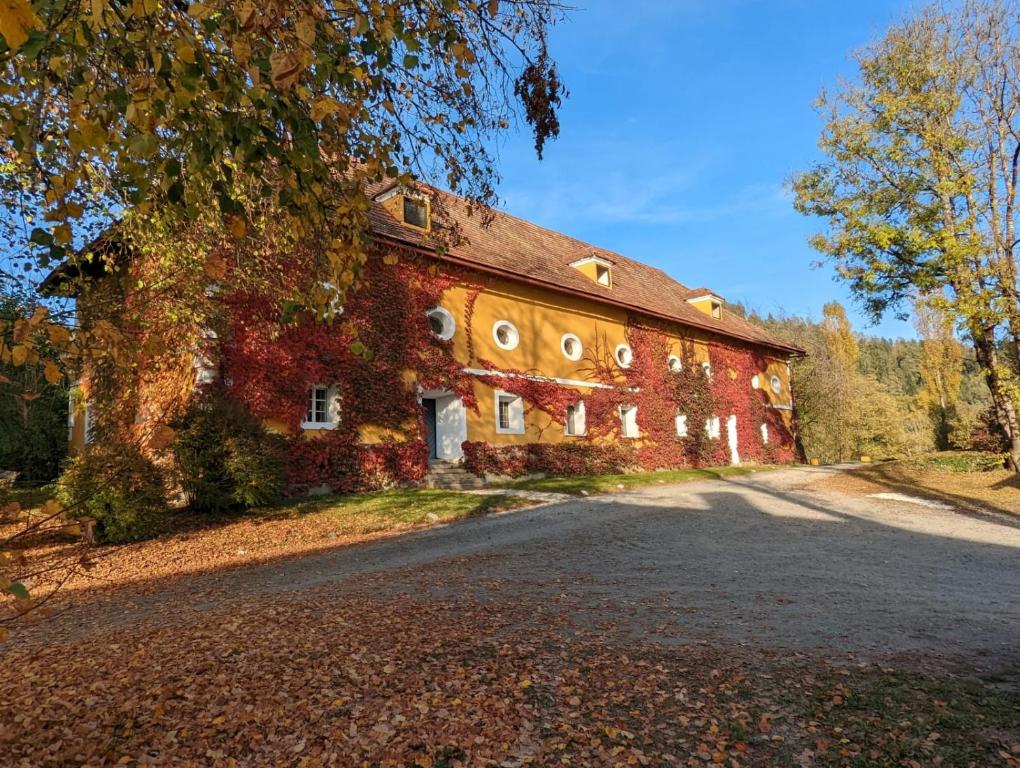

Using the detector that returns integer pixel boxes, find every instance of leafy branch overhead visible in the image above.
[0,0,566,275]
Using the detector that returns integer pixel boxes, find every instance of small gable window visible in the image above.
[569,254,614,288]
[403,196,429,229]
[711,301,722,319]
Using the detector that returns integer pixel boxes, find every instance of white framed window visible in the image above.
[565,401,586,436]
[675,412,688,437]
[619,404,639,438]
[615,344,633,369]
[427,307,456,340]
[494,391,525,434]
[492,320,520,351]
[770,374,782,395]
[706,415,721,440]
[561,333,583,361]
[702,361,713,379]
[668,354,683,373]
[711,301,722,319]
[760,423,769,444]
[595,263,611,286]
[303,385,339,429]
[751,374,760,389]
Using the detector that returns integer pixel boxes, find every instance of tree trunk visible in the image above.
[972,325,1020,471]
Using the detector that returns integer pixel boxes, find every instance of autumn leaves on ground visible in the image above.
[2,466,1020,767]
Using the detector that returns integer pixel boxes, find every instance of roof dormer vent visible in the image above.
[686,290,724,319]
[375,185,431,232]
[569,253,614,288]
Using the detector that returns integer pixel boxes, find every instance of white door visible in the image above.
[726,414,739,465]
[421,389,467,461]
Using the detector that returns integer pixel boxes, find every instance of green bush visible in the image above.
[172,396,286,512]
[912,450,1007,473]
[56,443,169,543]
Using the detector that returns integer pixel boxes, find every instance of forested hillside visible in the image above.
[736,302,1000,463]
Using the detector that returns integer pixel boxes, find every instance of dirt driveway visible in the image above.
[31,465,1020,667]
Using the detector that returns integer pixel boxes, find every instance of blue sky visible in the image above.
[492,0,916,338]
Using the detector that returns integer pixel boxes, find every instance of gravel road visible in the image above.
[32,466,1020,669]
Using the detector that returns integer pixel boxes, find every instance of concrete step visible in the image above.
[427,465,469,475]
[425,471,486,489]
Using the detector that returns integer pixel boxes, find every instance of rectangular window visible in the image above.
[675,413,688,437]
[760,423,769,444]
[711,301,722,319]
[619,405,639,439]
[706,415,721,440]
[495,393,524,434]
[595,263,611,286]
[565,401,586,436]
[403,196,429,228]
[306,386,330,425]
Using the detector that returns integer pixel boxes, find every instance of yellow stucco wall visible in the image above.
[422,272,792,446]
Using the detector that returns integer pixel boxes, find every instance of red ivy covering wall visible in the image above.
[221,250,475,492]
[218,251,795,491]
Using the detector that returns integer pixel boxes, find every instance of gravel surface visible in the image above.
[24,466,1020,670]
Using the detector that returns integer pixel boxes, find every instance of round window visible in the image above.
[492,320,520,351]
[770,375,782,394]
[668,355,682,373]
[751,374,760,389]
[615,344,633,368]
[561,333,583,361]
[426,307,455,340]
[702,361,713,378]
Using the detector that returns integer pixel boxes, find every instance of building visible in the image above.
[54,184,803,491]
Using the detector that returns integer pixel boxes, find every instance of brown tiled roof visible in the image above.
[368,188,803,356]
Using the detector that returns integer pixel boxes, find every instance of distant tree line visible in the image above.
[732,301,1001,464]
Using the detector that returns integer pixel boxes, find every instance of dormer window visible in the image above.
[569,254,614,288]
[375,185,431,231]
[403,196,429,229]
[686,291,725,319]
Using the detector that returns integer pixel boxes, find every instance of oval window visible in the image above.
[770,374,782,394]
[702,361,713,379]
[426,307,455,340]
[492,320,520,351]
[615,344,633,369]
[668,355,682,373]
[561,333,583,361]
[751,374,760,389]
